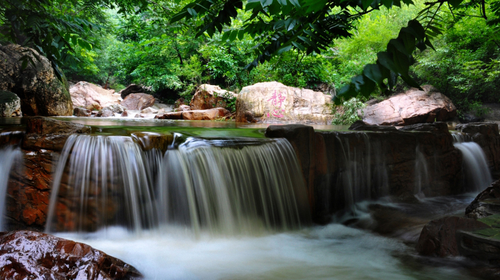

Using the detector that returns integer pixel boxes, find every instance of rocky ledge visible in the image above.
[0,230,142,279]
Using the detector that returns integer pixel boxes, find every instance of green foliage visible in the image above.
[413,2,500,115]
[331,97,366,125]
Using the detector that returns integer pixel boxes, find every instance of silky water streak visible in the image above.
[45,134,310,235]
[0,146,22,231]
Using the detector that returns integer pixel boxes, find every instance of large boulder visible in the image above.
[0,230,142,279]
[70,81,121,111]
[415,216,489,257]
[0,44,73,116]
[362,86,456,126]
[0,91,22,117]
[190,84,236,110]
[236,82,334,124]
[119,84,151,100]
[121,93,155,111]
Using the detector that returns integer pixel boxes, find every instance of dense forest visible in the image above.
[1,0,499,120]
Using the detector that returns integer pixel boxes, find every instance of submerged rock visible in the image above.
[0,230,142,279]
[362,86,456,126]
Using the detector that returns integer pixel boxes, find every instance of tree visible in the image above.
[172,0,493,103]
[0,0,146,79]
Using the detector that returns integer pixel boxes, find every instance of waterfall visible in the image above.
[0,146,22,231]
[45,135,310,235]
[335,133,389,216]
[453,133,492,192]
[414,145,429,199]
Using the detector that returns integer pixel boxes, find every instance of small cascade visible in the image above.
[452,133,492,192]
[45,135,159,233]
[0,146,22,231]
[46,134,310,235]
[335,133,389,216]
[414,145,430,199]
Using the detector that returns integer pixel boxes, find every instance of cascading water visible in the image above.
[452,132,493,192]
[0,146,22,231]
[335,133,389,217]
[45,134,310,235]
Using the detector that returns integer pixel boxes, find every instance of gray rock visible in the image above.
[0,44,73,116]
[0,91,22,117]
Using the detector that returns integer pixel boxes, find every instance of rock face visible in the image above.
[121,93,155,111]
[156,108,231,121]
[415,216,489,257]
[362,86,456,126]
[0,230,142,279]
[236,82,333,124]
[190,84,236,110]
[5,117,90,231]
[266,122,464,223]
[70,82,120,111]
[0,44,73,116]
[0,91,22,117]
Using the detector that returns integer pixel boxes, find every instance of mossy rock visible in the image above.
[0,91,19,104]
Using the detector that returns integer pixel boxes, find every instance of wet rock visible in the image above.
[74,107,91,117]
[119,84,150,100]
[398,122,449,133]
[121,110,129,117]
[0,91,22,117]
[362,86,456,126]
[155,111,183,120]
[348,120,397,131]
[174,97,186,108]
[466,180,500,219]
[416,216,489,257]
[105,104,126,114]
[236,81,334,124]
[0,230,143,279]
[0,44,73,116]
[141,107,158,114]
[70,81,120,111]
[131,132,173,152]
[121,93,155,111]
[190,84,236,110]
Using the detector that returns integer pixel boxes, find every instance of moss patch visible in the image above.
[0,91,19,103]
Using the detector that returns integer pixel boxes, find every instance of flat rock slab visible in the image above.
[362,87,456,126]
[155,108,231,120]
[0,230,142,279]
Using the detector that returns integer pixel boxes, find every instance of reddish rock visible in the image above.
[362,86,456,126]
[182,108,231,120]
[155,111,183,120]
[121,93,155,111]
[416,216,489,257]
[155,108,231,120]
[178,104,191,111]
[0,230,142,279]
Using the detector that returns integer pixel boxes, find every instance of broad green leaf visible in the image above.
[363,64,384,85]
[377,52,398,73]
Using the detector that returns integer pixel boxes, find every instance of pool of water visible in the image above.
[58,222,477,280]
